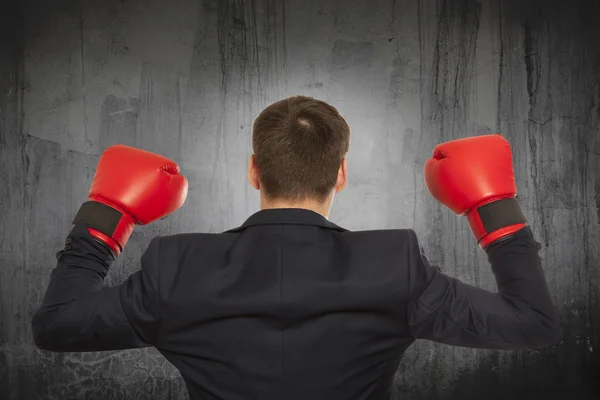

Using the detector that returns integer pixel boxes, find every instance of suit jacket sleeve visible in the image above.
[406,226,561,349]
[31,223,162,352]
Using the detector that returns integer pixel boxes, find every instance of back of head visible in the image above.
[252,96,350,204]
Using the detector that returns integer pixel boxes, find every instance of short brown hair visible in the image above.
[252,96,350,203]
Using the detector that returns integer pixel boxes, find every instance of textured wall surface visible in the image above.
[1,0,599,398]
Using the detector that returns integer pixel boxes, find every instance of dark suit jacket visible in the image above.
[32,208,560,400]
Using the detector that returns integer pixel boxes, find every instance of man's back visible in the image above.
[147,209,410,399]
[122,208,557,400]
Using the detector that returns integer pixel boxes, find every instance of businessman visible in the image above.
[32,96,560,400]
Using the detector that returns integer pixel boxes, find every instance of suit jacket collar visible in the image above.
[225,208,348,233]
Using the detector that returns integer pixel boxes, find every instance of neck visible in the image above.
[260,197,332,219]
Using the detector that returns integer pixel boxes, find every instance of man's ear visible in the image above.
[248,154,260,190]
[335,158,347,193]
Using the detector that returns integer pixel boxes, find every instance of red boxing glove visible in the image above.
[424,134,527,250]
[72,144,188,256]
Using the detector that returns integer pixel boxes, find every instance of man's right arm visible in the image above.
[406,227,560,349]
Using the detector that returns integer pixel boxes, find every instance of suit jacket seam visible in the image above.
[279,225,285,395]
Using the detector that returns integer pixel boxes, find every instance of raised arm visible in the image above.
[407,134,560,349]
[32,145,187,351]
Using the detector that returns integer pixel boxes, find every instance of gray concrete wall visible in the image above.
[1,0,599,398]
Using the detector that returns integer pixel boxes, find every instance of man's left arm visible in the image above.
[32,223,162,352]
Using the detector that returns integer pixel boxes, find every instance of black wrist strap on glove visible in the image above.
[477,197,527,233]
[72,201,123,238]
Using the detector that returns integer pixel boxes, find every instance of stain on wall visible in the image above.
[1,0,598,398]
